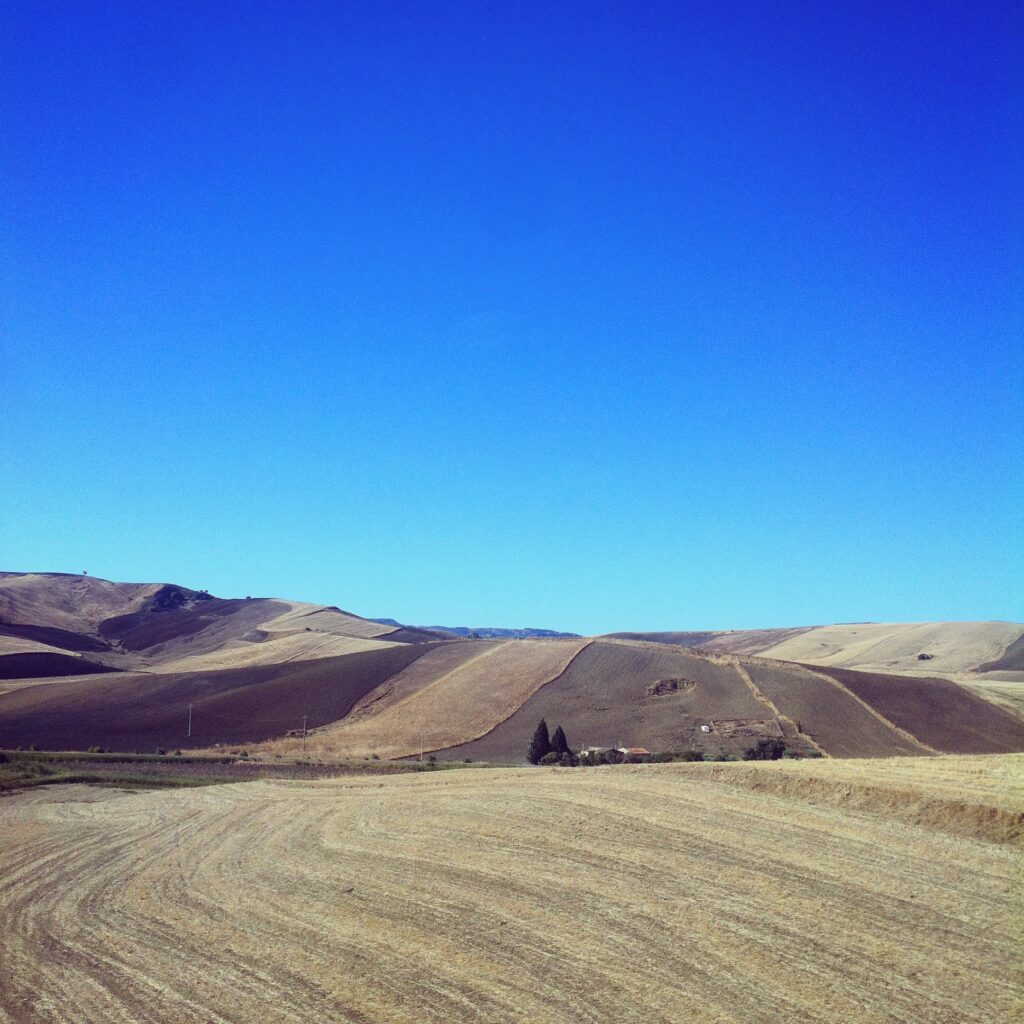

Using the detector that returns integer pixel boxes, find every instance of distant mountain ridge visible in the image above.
[370,619,581,640]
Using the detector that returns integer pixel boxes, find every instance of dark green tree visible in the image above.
[551,725,571,757]
[527,719,552,764]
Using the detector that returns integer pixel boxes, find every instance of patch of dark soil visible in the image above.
[383,627,447,644]
[0,653,119,680]
[808,664,1024,754]
[0,644,428,751]
[98,598,283,652]
[0,621,111,653]
[605,632,720,647]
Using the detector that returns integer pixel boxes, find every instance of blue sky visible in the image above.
[2,2,1021,633]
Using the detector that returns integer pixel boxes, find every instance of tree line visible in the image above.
[526,720,814,765]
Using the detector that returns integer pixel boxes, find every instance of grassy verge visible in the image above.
[3,749,237,765]
[0,758,235,793]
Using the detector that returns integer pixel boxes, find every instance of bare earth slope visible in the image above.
[294,638,588,759]
[740,658,928,758]
[443,640,792,761]
[0,645,428,751]
[607,621,1024,679]
[808,664,1024,754]
[1,756,1021,1023]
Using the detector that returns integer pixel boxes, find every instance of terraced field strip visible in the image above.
[741,658,929,757]
[1,757,1021,1024]
[300,638,590,759]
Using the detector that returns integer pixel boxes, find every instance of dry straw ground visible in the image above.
[2,755,1021,1024]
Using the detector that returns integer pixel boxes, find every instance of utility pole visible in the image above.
[302,715,308,753]
[187,704,192,738]
[420,730,424,762]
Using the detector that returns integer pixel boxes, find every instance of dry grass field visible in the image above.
[608,621,1024,681]
[735,620,1024,678]
[1,756,1021,1024]
[285,638,589,759]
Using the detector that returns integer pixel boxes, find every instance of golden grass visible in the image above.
[0,636,73,658]
[758,621,1022,677]
[257,638,589,759]
[149,630,399,673]
[964,679,1024,718]
[1,755,1021,1023]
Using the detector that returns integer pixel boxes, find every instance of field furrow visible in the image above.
[1,758,1021,1024]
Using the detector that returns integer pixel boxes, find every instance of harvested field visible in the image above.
[0,645,427,752]
[1,756,1021,1023]
[443,640,778,761]
[291,638,588,759]
[978,631,1024,673]
[810,665,1024,754]
[149,630,401,673]
[758,621,1024,677]
[965,679,1024,718]
[741,659,927,757]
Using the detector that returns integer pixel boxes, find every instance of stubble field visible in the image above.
[1,756,1022,1024]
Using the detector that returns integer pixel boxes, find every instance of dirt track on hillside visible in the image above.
[1,758,1021,1024]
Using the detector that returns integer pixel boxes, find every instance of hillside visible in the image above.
[608,620,1024,679]
[2,755,1021,1023]
[1,572,1023,760]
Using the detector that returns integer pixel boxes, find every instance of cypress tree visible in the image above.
[551,725,571,757]
[527,719,552,764]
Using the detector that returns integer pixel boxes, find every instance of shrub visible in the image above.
[676,750,705,762]
[88,745,104,754]
[710,752,737,762]
[539,752,560,765]
[155,748,167,756]
[743,738,787,761]
[605,748,624,765]
[173,749,182,756]
[463,758,472,763]
[558,753,575,767]
[0,752,8,764]
[370,754,380,760]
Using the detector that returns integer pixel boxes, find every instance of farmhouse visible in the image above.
[579,746,613,758]
[617,747,651,757]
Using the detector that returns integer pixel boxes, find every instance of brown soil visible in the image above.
[0,645,428,752]
[0,652,118,680]
[742,659,926,757]
[441,640,772,761]
[809,665,1024,754]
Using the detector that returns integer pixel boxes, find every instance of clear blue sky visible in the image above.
[2,2,1021,633]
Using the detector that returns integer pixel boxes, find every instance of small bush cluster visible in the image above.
[743,738,787,761]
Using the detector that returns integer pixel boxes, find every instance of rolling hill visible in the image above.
[1,572,1022,760]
